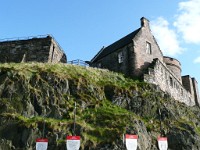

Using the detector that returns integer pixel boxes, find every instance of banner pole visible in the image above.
[42,119,45,138]
[122,134,125,148]
[159,108,162,136]
[73,102,77,136]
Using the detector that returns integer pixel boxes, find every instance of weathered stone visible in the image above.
[90,17,199,107]
[0,35,67,63]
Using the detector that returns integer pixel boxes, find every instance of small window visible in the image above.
[118,51,124,63]
[97,62,101,68]
[146,42,152,54]
[170,77,173,87]
[181,89,183,95]
[51,45,55,62]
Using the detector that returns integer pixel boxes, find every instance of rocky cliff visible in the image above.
[0,63,200,150]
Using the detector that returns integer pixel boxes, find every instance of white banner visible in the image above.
[36,138,48,150]
[158,137,168,150]
[66,136,81,150]
[125,134,138,150]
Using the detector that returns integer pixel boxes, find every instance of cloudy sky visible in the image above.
[0,0,200,88]
[151,0,200,59]
[150,0,200,88]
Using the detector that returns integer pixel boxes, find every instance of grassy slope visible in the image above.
[0,63,200,149]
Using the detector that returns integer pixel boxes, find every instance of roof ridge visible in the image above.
[91,28,141,62]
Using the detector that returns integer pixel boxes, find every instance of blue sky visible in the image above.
[0,0,200,89]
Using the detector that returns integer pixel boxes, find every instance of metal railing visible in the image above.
[0,34,49,42]
[67,59,89,67]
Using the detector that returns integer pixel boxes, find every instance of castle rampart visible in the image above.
[163,56,182,83]
[0,35,67,63]
[144,58,196,106]
[192,78,200,106]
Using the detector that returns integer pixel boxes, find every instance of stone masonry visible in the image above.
[0,19,199,107]
[0,35,67,63]
[144,58,197,106]
[91,17,200,106]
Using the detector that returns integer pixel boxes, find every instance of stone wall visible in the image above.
[92,18,164,78]
[192,78,200,106]
[131,18,163,77]
[0,35,67,63]
[90,17,199,106]
[144,58,196,106]
[182,76,194,94]
[163,56,182,83]
[91,43,134,77]
[181,75,200,106]
[48,37,67,63]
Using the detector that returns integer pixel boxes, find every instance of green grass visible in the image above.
[0,63,200,148]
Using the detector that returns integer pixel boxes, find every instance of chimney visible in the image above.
[140,17,150,28]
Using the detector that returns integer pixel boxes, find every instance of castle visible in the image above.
[0,18,199,106]
[90,17,199,106]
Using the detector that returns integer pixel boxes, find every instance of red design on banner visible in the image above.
[158,137,167,141]
[36,138,48,142]
[66,136,81,140]
[125,134,138,139]
[158,136,168,150]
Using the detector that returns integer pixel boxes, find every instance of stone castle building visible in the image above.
[0,18,199,106]
[91,17,200,106]
[0,35,67,63]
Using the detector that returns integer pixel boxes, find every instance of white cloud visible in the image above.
[151,17,183,56]
[194,56,200,63]
[174,0,200,44]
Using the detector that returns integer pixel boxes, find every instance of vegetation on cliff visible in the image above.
[0,63,200,150]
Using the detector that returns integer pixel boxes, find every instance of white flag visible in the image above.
[36,138,48,150]
[66,136,81,150]
[125,134,138,150]
[158,137,168,150]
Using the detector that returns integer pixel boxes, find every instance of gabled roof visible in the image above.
[91,28,141,63]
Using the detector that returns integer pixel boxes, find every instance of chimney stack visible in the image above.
[140,17,150,28]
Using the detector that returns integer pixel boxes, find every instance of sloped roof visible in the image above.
[91,28,141,63]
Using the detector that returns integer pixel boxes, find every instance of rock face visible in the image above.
[0,63,200,150]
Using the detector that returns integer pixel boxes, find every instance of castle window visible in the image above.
[118,51,124,63]
[51,45,55,62]
[146,42,152,54]
[170,77,173,87]
[97,62,101,68]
